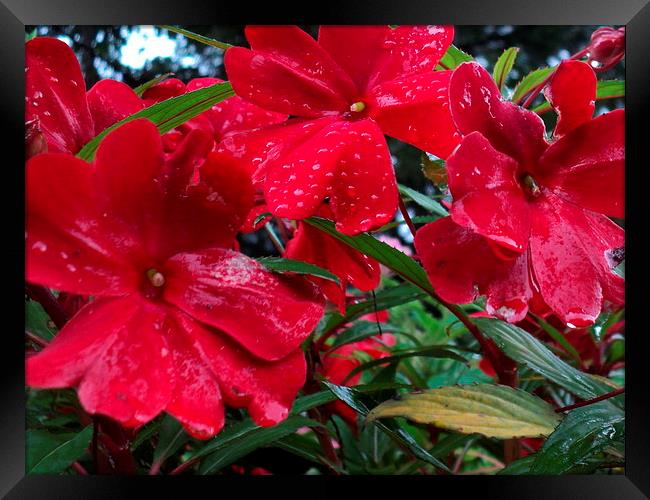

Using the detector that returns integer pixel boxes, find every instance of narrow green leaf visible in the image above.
[530,402,624,474]
[77,82,234,161]
[532,79,625,113]
[273,433,326,466]
[253,211,273,228]
[133,73,174,97]
[497,454,536,475]
[475,317,618,401]
[258,257,340,284]
[437,44,474,70]
[198,416,322,474]
[531,314,582,364]
[304,217,434,294]
[398,184,448,217]
[158,25,232,50]
[152,415,189,469]
[323,382,450,472]
[366,384,561,439]
[512,66,554,103]
[344,345,469,383]
[329,320,403,349]
[27,426,92,474]
[25,29,38,42]
[493,47,519,91]
[318,282,427,334]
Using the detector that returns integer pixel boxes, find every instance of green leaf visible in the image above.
[437,44,474,70]
[151,415,189,470]
[531,314,582,364]
[27,426,92,474]
[198,416,322,474]
[493,47,519,91]
[497,454,536,475]
[323,382,450,472]
[319,282,427,335]
[329,320,402,349]
[366,384,561,439]
[532,79,625,114]
[530,402,624,474]
[420,154,447,188]
[133,73,174,97]
[25,300,57,341]
[77,82,234,161]
[343,345,469,383]
[398,184,448,217]
[25,29,38,42]
[258,257,340,284]
[158,25,232,50]
[475,317,618,402]
[512,66,554,103]
[305,217,434,294]
[273,433,326,466]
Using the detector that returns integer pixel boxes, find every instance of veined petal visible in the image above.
[544,60,596,137]
[86,79,145,136]
[171,311,307,427]
[450,62,548,166]
[25,37,94,154]
[367,70,460,158]
[529,194,624,327]
[225,26,357,116]
[447,132,531,253]
[537,109,624,219]
[163,248,324,361]
[415,217,532,323]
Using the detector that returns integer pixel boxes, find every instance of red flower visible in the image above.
[25,37,286,157]
[26,119,324,439]
[284,205,381,313]
[26,37,143,155]
[218,25,460,235]
[141,77,287,153]
[320,333,395,425]
[586,27,625,72]
[415,61,624,326]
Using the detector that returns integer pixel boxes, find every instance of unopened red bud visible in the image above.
[587,26,625,72]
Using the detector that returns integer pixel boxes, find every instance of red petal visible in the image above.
[164,318,225,439]
[28,297,175,428]
[86,79,145,135]
[537,109,624,219]
[172,311,307,427]
[25,37,94,154]
[217,116,340,181]
[367,70,461,158]
[285,219,381,312]
[415,217,532,323]
[544,60,596,137]
[447,132,531,253]
[163,248,324,361]
[187,78,288,140]
[141,78,187,104]
[318,25,454,91]
[26,153,141,296]
[225,26,357,116]
[450,62,548,165]
[529,194,624,327]
[327,119,398,234]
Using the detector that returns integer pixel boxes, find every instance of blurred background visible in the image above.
[25,25,625,255]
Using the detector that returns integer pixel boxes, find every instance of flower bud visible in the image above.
[25,118,48,159]
[587,26,625,72]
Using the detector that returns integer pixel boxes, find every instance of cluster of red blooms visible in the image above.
[25,26,624,439]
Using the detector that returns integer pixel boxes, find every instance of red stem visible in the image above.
[398,196,418,239]
[25,284,69,329]
[555,387,624,413]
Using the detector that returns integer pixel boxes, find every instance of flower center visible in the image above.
[520,173,541,199]
[141,268,166,301]
[349,101,366,113]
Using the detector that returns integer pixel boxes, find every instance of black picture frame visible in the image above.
[2,1,648,497]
